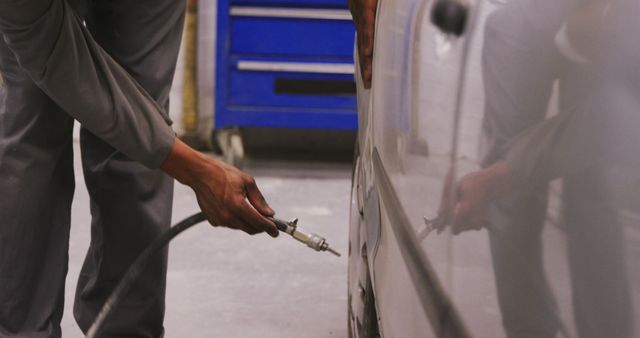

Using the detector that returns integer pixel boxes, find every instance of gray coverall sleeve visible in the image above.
[0,0,175,169]
[502,104,606,189]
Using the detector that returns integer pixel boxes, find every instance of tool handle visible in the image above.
[267,217,291,232]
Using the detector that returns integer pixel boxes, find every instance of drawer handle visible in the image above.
[237,61,355,74]
[275,78,356,96]
[230,7,353,21]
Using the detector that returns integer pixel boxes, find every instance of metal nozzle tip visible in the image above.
[327,247,341,257]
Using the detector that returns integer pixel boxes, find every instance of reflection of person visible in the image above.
[441,1,636,337]
[0,1,277,336]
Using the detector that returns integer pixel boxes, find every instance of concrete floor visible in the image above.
[60,142,352,338]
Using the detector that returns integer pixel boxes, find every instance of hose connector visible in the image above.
[268,217,341,257]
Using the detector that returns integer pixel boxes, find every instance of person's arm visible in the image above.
[446,105,603,234]
[0,0,173,168]
[501,106,603,189]
[0,0,277,236]
[349,0,378,88]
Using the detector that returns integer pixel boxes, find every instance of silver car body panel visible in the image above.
[353,0,640,336]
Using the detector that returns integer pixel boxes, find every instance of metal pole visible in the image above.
[180,0,207,148]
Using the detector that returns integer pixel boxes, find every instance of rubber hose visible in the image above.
[86,212,207,338]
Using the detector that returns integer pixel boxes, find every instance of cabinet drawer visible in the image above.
[228,61,357,110]
[231,0,348,8]
[230,7,355,57]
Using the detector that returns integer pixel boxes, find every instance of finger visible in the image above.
[356,23,364,48]
[439,189,457,226]
[358,32,367,67]
[452,202,471,235]
[436,169,455,225]
[476,219,490,231]
[362,10,375,89]
[455,180,464,201]
[228,215,262,235]
[361,9,376,56]
[459,218,482,233]
[237,200,279,238]
[453,205,487,235]
[358,43,372,89]
[244,177,275,216]
[363,55,372,88]
[437,204,451,226]
[468,213,488,231]
[212,213,261,235]
[471,221,485,231]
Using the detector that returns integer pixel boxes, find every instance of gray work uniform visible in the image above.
[480,4,566,336]
[0,0,185,336]
[480,0,635,337]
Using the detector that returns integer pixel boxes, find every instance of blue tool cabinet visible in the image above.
[214,0,358,149]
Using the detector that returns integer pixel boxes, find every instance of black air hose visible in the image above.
[86,212,207,338]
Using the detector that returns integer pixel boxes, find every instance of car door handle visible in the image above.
[430,0,468,36]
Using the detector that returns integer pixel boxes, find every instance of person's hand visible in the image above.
[450,170,493,234]
[437,162,512,235]
[162,138,278,237]
[349,0,378,88]
[190,158,279,237]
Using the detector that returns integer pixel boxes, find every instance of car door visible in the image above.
[367,0,476,336]
[368,0,640,336]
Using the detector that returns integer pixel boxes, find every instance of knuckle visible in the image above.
[233,199,246,211]
[246,177,257,187]
[230,197,244,208]
[243,175,255,184]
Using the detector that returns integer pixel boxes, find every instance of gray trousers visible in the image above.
[0,0,184,336]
